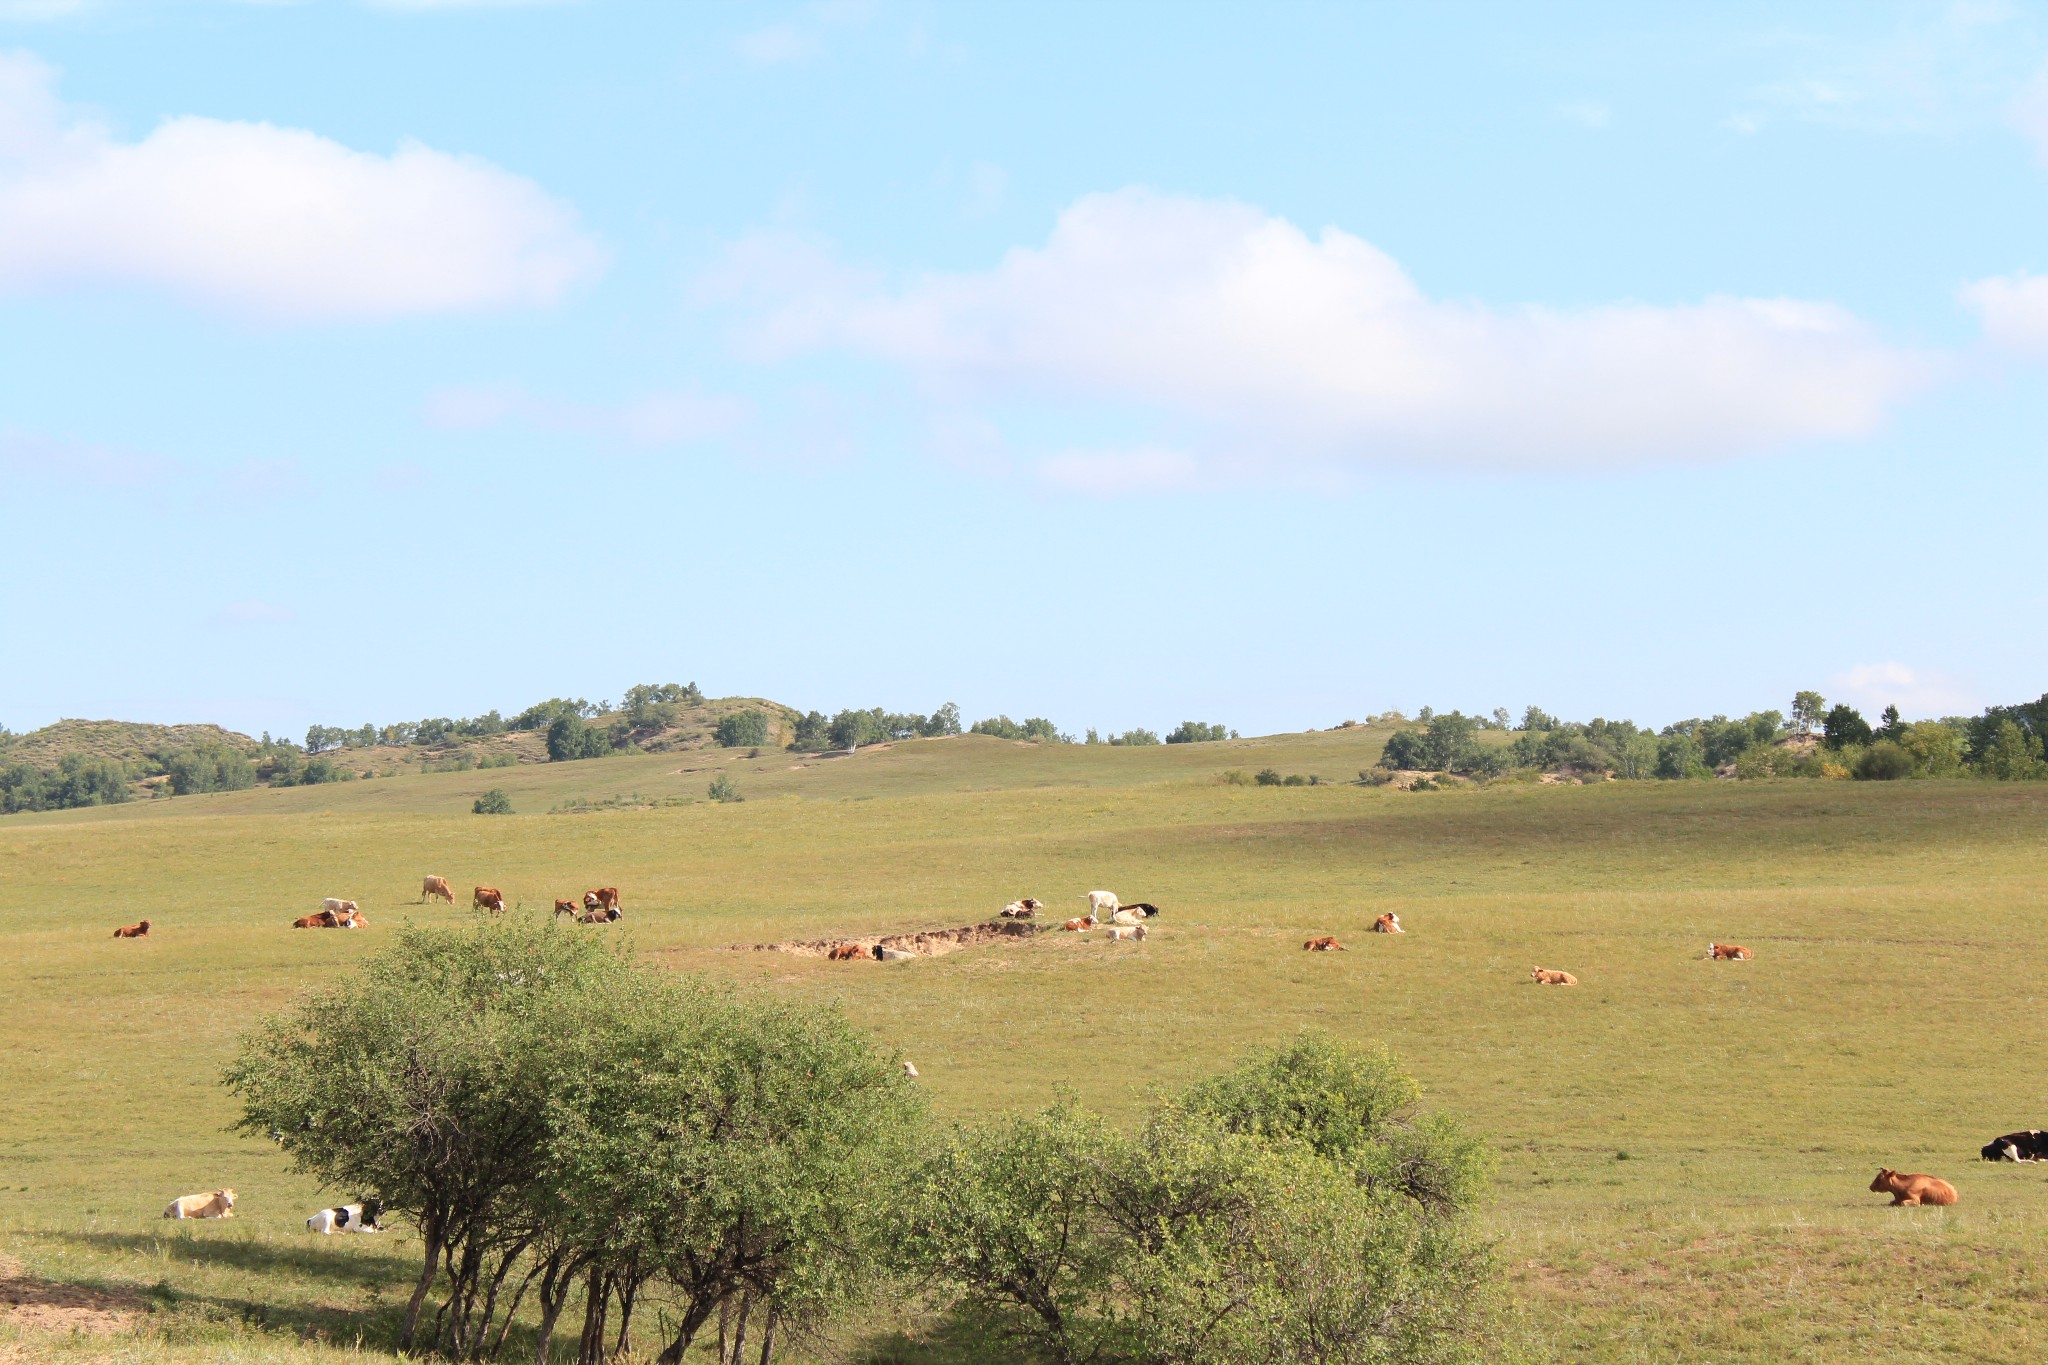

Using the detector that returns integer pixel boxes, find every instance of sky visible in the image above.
[2,0,2045,742]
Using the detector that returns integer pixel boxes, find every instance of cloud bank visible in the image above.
[714,189,1931,481]
[0,51,603,319]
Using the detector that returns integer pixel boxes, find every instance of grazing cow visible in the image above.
[826,942,866,961]
[583,887,621,914]
[307,1199,383,1234]
[1869,1168,1958,1206]
[553,899,579,917]
[473,886,505,913]
[163,1189,235,1220]
[321,898,359,917]
[1531,967,1578,985]
[1303,936,1345,952]
[1981,1130,2048,1162]
[1084,891,1120,917]
[292,910,340,929]
[1107,924,1148,942]
[1060,913,1098,932]
[421,875,455,904]
[871,945,916,961]
[1708,942,1753,960]
[1372,913,1403,934]
[112,920,151,938]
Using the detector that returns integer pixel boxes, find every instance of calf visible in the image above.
[1107,924,1148,942]
[112,920,151,938]
[1981,1130,2048,1162]
[1708,942,1753,960]
[1371,913,1403,934]
[321,898,359,917]
[826,942,866,961]
[553,899,579,917]
[292,910,340,929]
[1084,890,1120,916]
[1303,936,1345,952]
[307,1199,383,1234]
[1869,1168,1958,1206]
[163,1189,235,1220]
[1060,913,1098,932]
[421,875,456,904]
[474,886,505,913]
[1531,967,1578,985]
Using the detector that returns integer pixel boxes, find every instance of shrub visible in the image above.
[1358,767,1395,786]
[1221,769,1253,785]
[1852,741,1914,781]
[708,772,742,803]
[162,744,256,796]
[789,710,830,751]
[1654,733,1708,780]
[1409,776,1439,791]
[1975,718,2048,780]
[1109,728,1162,746]
[545,714,613,762]
[1165,720,1232,744]
[1381,731,1429,770]
[1255,768,1283,786]
[472,788,514,814]
[1283,773,1310,786]
[714,709,771,749]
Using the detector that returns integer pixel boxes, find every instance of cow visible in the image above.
[583,887,621,914]
[826,943,866,961]
[553,899,579,917]
[341,909,368,928]
[292,910,340,929]
[1372,913,1403,934]
[1119,902,1160,918]
[1869,1168,1958,1206]
[576,906,622,924]
[421,876,456,904]
[902,1061,920,1078]
[1060,913,1097,932]
[163,1189,235,1220]
[307,1199,383,1234]
[1000,898,1041,919]
[1708,942,1753,960]
[112,920,151,938]
[872,945,916,961]
[1303,936,1345,951]
[321,898,359,917]
[1981,1130,2048,1162]
[474,886,505,913]
[1107,924,1148,942]
[1083,891,1120,917]
[1531,967,1578,985]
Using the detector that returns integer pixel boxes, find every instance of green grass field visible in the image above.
[4,726,2047,1362]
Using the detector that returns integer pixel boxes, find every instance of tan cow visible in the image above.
[1870,1168,1958,1206]
[1303,936,1345,951]
[112,920,151,938]
[582,887,621,914]
[321,898,359,917]
[421,875,456,904]
[553,899,579,917]
[474,886,505,913]
[826,942,866,961]
[1371,913,1403,934]
[1107,924,1148,942]
[163,1189,235,1219]
[1708,942,1753,960]
[1531,967,1578,985]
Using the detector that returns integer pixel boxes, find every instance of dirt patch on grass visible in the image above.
[750,920,1042,958]
[0,1254,144,1335]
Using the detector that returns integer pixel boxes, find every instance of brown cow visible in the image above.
[1303,936,1346,951]
[553,899,579,917]
[474,886,505,913]
[1531,966,1578,985]
[826,942,866,960]
[421,875,456,904]
[293,910,340,929]
[1870,1168,1958,1206]
[1708,942,1754,960]
[582,887,621,913]
[342,909,368,928]
[112,920,151,938]
[1059,913,1097,932]
[1371,913,1403,934]
[576,906,621,924]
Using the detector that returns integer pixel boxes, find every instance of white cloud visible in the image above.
[1038,446,1201,495]
[1557,100,1611,129]
[425,385,748,446]
[735,0,872,65]
[0,50,604,319]
[1832,662,1979,719]
[1960,271,2048,354]
[713,189,1931,479]
[2012,57,2048,161]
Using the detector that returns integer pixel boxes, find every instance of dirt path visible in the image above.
[749,920,1042,958]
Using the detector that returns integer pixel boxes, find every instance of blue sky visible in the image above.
[3,0,2045,741]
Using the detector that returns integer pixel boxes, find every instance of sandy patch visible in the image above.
[0,1255,144,1336]
[749,920,1042,958]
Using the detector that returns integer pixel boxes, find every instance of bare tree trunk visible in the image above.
[611,1274,638,1360]
[756,1304,778,1365]
[472,1239,532,1361]
[726,1291,752,1365]
[575,1268,611,1365]
[489,1256,546,1361]
[532,1256,576,1365]
[402,1223,447,1354]
[716,1297,730,1365]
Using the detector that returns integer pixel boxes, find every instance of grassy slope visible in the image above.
[3,726,2047,1361]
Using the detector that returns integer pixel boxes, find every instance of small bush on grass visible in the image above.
[708,772,743,803]
[1255,768,1283,786]
[472,788,513,815]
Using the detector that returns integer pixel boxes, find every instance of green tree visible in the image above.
[708,772,742,803]
[1899,721,1965,777]
[1976,718,2048,780]
[714,710,771,749]
[919,703,963,737]
[1791,691,1827,736]
[1419,712,1481,771]
[1165,721,1230,744]
[547,714,613,762]
[1381,730,1429,770]
[1109,728,1161,746]
[1878,704,1904,740]
[1852,741,1913,781]
[1655,733,1708,779]
[788,711,830,751]
[1518,705,1558,732]
[472,788,513,814]
[1823,704,1873,749]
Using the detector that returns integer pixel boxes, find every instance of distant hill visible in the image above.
[0,719,262,774]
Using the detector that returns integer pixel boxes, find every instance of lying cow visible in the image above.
[576,906,622,924]
[1531,967,1578,985]
[1708,942,1753,960]
[826,943,866,961]
[293,910,340,929]
[871,945,916,961]
[321,898,359,917]
[1981,1130,2048,1162]
[307,1199,383,1234]
[474,886,505,913]
[1869,1168,1958,1206]
[1107,924,1148,942]
[1120,902,1160,918]
[422,875,456,904]
[1371,913,1402,934]
[1303,936,1345,952]
[341,909,368,928]
[112,920,151,938]
[1059,913,1098,932]
[163,1189,235,1220]
[999,898,1042,919]
[583,887,621,914]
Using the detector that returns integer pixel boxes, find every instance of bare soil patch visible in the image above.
[0,1254,144,1336]
[749,920,1042,958]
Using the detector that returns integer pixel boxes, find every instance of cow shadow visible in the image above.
[53,1228,411,1292]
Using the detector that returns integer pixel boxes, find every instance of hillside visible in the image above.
[0,718,261,773]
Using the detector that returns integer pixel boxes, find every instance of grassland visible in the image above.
[3,725,2047,1362]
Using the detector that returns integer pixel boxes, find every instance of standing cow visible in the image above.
[473,886,505,913]
[421,876,456,904]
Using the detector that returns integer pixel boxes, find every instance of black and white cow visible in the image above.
[1980,1130,2048,1162]
[307,1198,384,1234]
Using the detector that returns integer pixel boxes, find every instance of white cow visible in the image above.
[321,898,359,916]
[307,1200,383,1234]
[1084,890,1120,917]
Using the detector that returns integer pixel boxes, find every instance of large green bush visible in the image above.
[715,709,771,748]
